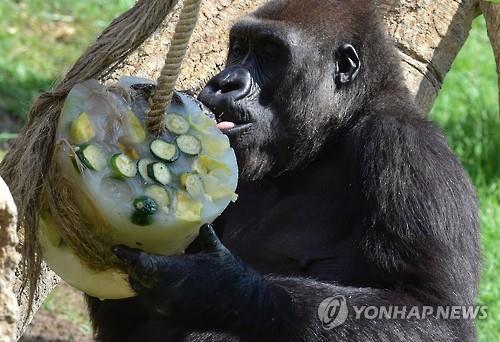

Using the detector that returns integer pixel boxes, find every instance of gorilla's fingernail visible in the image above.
[111,245,134,263]
[201,223,214,231]
[200,224,215,239]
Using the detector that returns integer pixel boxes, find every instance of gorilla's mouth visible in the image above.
[216,121,237,130]
[216,120,253,135]
[213,109,253,136]
[196,72,254,136]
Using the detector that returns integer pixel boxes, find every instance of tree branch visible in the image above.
[480,1,500,109]
[376,0,481,114]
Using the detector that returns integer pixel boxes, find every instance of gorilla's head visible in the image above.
[199,0,399,181]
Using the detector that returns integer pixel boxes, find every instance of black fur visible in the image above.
[87,0,480,341]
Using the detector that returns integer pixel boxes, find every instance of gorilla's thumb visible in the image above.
[199,224,225,253]
[112,245,142,265]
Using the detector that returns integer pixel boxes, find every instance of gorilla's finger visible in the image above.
[112,245,163,275]
[112,245,161,290]
[133,252,169,280]
[121,251,169,290]
[111,245,142,265]
[198,224,225,252]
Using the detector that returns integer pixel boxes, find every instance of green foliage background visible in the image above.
[429,17,499,341]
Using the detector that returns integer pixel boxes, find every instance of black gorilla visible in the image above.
[88,0,481,341]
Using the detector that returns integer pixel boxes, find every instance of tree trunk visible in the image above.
[0,177,20,342]
[15,0,497,338]
[119,0,482,115]
[479,1,500,108]
[375,0,481,114]
[113,0,268,91]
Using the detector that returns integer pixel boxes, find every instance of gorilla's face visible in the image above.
[198,22,292,180]
[198,18,361,181]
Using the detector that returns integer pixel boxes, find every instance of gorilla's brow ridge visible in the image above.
[231,18,300,47]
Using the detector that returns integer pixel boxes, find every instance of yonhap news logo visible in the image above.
[317,295,349,330]
[317,295,488,330]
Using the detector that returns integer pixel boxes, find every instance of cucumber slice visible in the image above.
[145,185,170,212]
[147,162,172,185]
[71,112,95,144]
[165,113,190,135]
[131,212,154,226]
[137,159,154,183]
[176,135,201,156]
[150,140,179,162]
[111,153,137,178]
[133,196,158,215]
[75,144,107,171]
[180,173,205,198]
[131,196,158,226]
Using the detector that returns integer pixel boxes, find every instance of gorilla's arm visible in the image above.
[349,112,479,307]
[112,227,460,342]
[262,277,458,341]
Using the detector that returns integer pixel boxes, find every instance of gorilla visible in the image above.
[87,0,481,341]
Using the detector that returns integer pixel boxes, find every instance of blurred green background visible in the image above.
[0,0,498,340]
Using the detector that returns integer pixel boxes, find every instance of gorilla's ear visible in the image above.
[334,44,361,85]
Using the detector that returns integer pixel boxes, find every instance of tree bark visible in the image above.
[0,177,20,342]
[479,1,500,107]
[119,0,482,115]
[14,267,59,339]
[18,0,497,338]
[376,0,481,114]
[113,0,267,91]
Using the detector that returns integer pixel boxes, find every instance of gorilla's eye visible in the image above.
[258,41,282,62]
[231,40,248,58]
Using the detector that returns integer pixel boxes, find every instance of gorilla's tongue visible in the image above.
[216,121,236,130]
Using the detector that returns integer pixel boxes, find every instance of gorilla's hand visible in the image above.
[111,225,275,332]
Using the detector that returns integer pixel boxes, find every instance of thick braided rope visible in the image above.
[148,0,202,135]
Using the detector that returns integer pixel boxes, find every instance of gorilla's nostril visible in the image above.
[220,80,244,94]
[215,67,252,100]
[198,67,253,114]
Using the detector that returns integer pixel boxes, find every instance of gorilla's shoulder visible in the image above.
[349,111,446,152]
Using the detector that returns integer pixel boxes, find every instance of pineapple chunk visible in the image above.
[193,155,232,177]
[126,111,146,143]
[203,174,237,201]
[70,112,95,144]
[175,191,203,222]
[198,134,230,155]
